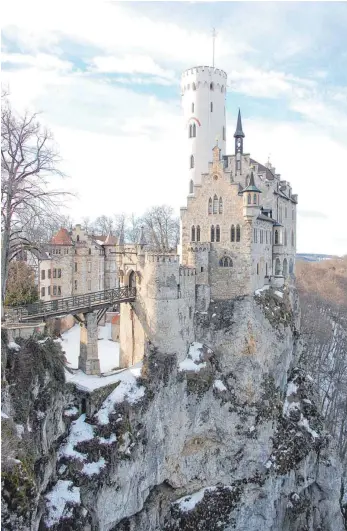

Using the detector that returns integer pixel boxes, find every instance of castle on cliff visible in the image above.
[115,64,298,368]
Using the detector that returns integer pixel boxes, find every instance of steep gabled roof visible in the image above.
[241,172,262,193]
[234,109,245,138]
[51,228,73,245]
[104,233,118,245]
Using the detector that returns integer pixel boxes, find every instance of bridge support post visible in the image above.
[78,312,100,376]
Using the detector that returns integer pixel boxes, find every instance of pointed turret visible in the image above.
[138,225,147,247]
[240,172,262,220]
[234,108,245,138]
[234,109,245,174]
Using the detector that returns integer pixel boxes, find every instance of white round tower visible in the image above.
[181,66,227,192]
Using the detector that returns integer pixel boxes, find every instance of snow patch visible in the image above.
[95,366,145,426]
[8,341,20,351]
[82,458,106,476]
[58,414,94,461]
[298,415,320,439]
[179,342,207,373]
[255,285,270,295]
[175,486,217,512]
[99,433,117,445]
[64,407,79,417]
[1,411,9,419]
[45,480,80,528]
[213,380,227,392]
[275,290,284,298]
[15,424,24,438]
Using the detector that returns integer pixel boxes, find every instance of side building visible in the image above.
[38,225,119,301]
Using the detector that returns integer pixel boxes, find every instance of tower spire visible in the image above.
[212,28,217,67]
[234,108,245,138]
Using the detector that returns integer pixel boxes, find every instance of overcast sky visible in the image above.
[2,1,347,255]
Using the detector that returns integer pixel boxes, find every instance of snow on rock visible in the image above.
[58,414,94,461]
[174,486,217,512]
[213,379,227,392]
[98,434,117,445]
[255,285,270,296]
[298,416,320,439]
[179,342,207,373]
[95,367,145,426]
[64,407,79,417]
[275,290,284,298]
[45,480,80,528]
[283,381,300,417]
[1,411,9,419]
[15,424,24,439]
[82,457,106,476]
[8,341,21,351]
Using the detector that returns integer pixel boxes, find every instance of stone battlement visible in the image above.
[182,66,227,78]
[145,253,179,263]
[179,266,196,276]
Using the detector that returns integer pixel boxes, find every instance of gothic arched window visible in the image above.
[219,257,233,267]
[236,224,241,242]
[190,155,194,169]
[210,82,214,91]
[284,229,287,246]
[247,193,251,205]
[213,194,218,214]
[275,230,279,245]
[210,102,213,112]
[208,198,212,215]
[231,225,235,242]
[192,82,196,91]
[283,258,288,277]
[189,179,194,194]
[216,225,220,242]
[219,197,223,214]
[191,226,195,242]
[211,225,215,242]
[257,263,259,275]
[189,124,192,138]
[192,123,196,137]
[275,258,281,275]
[196,225,201,242]
[253,193,257,205]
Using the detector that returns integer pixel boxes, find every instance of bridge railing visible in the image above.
[10,286,136,321]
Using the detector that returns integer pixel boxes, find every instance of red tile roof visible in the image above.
[51,228,73,245]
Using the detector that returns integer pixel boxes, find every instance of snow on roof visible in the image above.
[45,480,80,528]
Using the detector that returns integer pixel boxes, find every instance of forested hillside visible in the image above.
[296,257,347,500]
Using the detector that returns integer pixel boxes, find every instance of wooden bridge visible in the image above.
[8,286,136,323]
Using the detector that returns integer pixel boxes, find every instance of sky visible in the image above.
[2,0,347,255]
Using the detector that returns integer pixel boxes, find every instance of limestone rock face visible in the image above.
[1,286,345,531]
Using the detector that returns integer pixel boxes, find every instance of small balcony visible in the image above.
[273,243,285,255]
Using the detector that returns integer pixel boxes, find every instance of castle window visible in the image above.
[291,230,294,247]
[285,207,287,218]
[219,257,233,267]
[41,270,45,280]
[192,102,194,113]
[189,179,194,194]
[275,230,279,245]
[260,230,263,244]
[189,124,192,138]
[88,280,91,291]
[275,258,281,275]
[41,287,45,297]
[210,102,213,112]
[47,286,51,296]
[58,268,61,278]
[53,268,57,278]
[211,225,215,242]
[266,231,268,244]
[201,266,204,272]
[270,232,272,244]
[196,225,201,242]
[257,263,259,275]
[266,263,268,277]
[231,224,235,242]
[279,207,282,223]
[190,155,194,169]
[247,193,251,205]
[216,225,220,242]
[53,285,57,296]
[74,280,78,290]
[75,262,78,273]
[191,226,196,242]
[48,269,51,279]
[283,258,288,277]
[192,123,196,137]
[219,197,223,214]
[213,194,218,214]
[284,229,287,246]
[210,82,214,91]
[253,193,257,205]
[58,286,61,296]
[208,197,212,215]
[76,235,80,242]
[236,224,241,242]
[192,82,196,91]
[88,261,91,273]
[237,160,241,170]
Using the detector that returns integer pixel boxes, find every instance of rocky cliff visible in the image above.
[1,284,345,530]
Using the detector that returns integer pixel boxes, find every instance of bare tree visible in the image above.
[125,213,142,244]
[92,215,115,236]
[1,95,70,307]
[141,205,179,252]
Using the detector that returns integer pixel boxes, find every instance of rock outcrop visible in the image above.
[1,285,345,530]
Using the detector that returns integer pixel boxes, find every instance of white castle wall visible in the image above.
[181,66,227,189]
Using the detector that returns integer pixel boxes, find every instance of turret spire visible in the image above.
[234,108,245,138]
